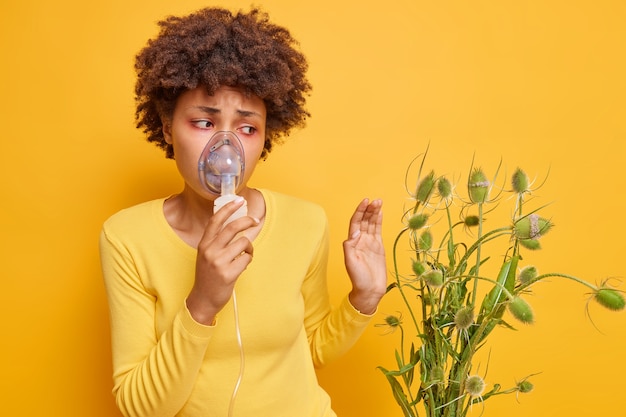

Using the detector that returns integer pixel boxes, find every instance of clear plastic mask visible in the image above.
[198,131,246,195]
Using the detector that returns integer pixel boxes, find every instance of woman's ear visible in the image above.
[162,119,173,144]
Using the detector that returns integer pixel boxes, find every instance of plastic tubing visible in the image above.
[227,289,245,417]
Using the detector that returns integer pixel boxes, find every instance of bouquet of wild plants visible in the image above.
[379,150,625,417]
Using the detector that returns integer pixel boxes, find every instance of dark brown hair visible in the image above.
[134,7,311,159]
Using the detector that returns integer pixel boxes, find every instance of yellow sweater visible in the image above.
[100,189,373,417]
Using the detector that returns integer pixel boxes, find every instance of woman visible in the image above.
[100,7,387,417]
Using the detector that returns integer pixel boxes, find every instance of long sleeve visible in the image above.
[299,216,374,367]
[100,225,214,417]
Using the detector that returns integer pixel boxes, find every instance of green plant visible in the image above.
[378,149,625,417]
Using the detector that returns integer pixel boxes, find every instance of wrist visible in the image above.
[348,290,382,315]
[185,294,219,326]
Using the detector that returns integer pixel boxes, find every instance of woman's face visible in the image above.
[163,85,267,200]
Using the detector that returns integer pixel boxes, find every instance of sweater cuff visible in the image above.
[177,302,216,340]
[342,295,377,321]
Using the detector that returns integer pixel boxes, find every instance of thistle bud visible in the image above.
[422,269,444,288]
[594,287,626,311]
[518,265,538,285]
[418,230,433,251]
[464,215,480,227]
[408,213,429,230]
[468,168,489,203]
[517,379,534,394]
[514,214,553,239]
[416,170,436,204]
[437,177,452,199]
[430,366,445,382]
[424,366,445,387]
[511,168,529,194]
[465,375,486,398]
[454,306,475,330]
[383,314,402,328]
[412,260,426,276]
[508,296,534,324]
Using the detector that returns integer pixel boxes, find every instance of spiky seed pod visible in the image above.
[512,168,529,194]
[518,380,534,394]
[514,214,553,239]
[454,306,475,330]
[464,215,480,227]
[408,213,429,230]
[418,230,433,251]
[430,366,445,382]
[508,296,534,324]
[465,375,486,398]
[594,288,626,311]
[518,265,538,285]
[437,177,452,199]
[422,269,444,289]
[416,170,436,204]
[383,314,402,328]
[468,168,489,203]
[425,366,445,387]
[412,260,426,276]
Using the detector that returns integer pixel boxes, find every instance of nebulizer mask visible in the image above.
[198,131,248,223]
[198,131,248,416]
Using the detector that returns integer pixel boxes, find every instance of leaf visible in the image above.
[480,256,519,318]
[447,239,455,268]
[406,343,419,386]
[378,367,416,417]
[383,359,419,378]
[386,282,398,293]
[395,349,404,369]
[504,256,519,294]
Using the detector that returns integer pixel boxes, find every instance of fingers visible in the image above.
[230,235,254,267]
[211,197,247,229]
[348,198,369,239]
[200,198,258,245]
[196,197,258,277]
[348,198,383,240]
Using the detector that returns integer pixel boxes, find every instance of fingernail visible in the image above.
[351,230,361,239]
[252,217,260,224]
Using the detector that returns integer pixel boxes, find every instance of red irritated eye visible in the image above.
[192,120,213,129]
[240,126,256,135]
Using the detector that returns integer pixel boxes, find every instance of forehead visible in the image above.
[177,85,266,114]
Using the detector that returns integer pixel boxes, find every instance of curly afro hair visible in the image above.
[134,7,312,159]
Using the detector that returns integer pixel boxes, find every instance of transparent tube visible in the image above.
[227,290,245,417]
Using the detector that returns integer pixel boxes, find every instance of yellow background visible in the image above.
[1,0,624,416]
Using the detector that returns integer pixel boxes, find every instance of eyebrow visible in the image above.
[195,106,262,118]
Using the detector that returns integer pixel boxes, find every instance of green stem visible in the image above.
[437,206,460,270]
[470,203,484,307]
[517,272,598,293]
[399,326,420,417]
[511,193,524,258]
[392,228,421,335]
